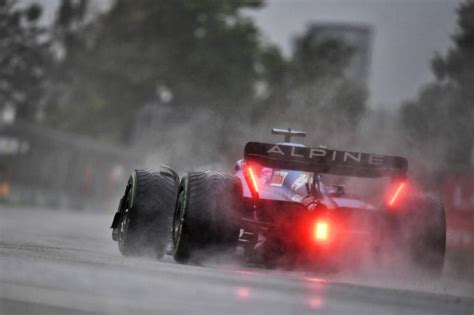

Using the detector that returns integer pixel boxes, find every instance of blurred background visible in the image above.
[0,0,472,274]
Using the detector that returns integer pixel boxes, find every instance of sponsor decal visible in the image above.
[270,171,288,187]
[265,145,384,166]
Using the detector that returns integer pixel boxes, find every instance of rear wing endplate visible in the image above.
[244,142,407,178]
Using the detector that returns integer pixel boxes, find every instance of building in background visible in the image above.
[307,22,373,84]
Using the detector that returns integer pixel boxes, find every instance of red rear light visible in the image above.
[242,162,260,199]
[387,181,406,207]
[313,220,329,242]
[247,167,259,193]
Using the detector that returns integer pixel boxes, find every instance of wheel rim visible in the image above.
[118,208,130,246]
[173,191,185,245]
[118,182,132,249]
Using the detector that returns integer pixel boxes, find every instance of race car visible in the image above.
[110,128,446,273]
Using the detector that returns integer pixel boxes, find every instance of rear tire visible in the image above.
[116,169,177,258]
[172,171,243,263]
[394,192,446,275]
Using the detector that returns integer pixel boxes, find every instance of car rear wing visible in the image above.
[271,128,306,142]
[244,142,407,178]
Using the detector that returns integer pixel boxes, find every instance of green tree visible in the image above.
[258,26,367,146]
[401,0,474,168]
[45,0,113,140]
[46,0,267,144]
[0,0,51,121]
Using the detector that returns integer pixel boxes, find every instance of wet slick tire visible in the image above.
[172,171,243,264]
[117,169,177,258]
[406,193,446,274]
[389,192,446,275]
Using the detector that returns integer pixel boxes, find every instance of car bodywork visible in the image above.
[111,128,445,271]
[232,130,409,265]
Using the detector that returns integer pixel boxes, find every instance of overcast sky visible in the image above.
[248,0,462,108]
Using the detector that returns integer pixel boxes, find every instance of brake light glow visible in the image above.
[247,166,259,193]
[314,221,329,241]
[388,182,405,207]
[242,162,260,198]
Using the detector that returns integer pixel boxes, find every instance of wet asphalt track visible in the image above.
[0,207,473,315]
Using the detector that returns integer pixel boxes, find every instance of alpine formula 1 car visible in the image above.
[110,128,446,272]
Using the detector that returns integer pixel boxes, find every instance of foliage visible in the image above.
[41,0,367,155]
[258,27,367,147]
[0,0,51,121]
[401,0,474,168]
[46,0,267,143]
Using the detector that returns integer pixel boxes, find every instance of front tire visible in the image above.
[115,169,177,258]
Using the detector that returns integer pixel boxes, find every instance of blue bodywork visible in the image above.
[235,142,376,211]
